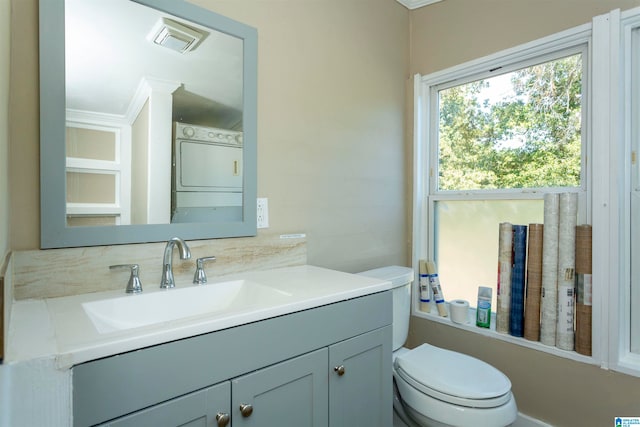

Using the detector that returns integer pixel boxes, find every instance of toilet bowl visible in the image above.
[357,266,518,427]
[393,344,517,427]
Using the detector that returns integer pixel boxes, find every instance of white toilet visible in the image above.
[358,266,518,427]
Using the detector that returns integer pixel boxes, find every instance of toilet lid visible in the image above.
[394,343,512,402]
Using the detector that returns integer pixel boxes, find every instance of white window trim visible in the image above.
[590,9,618,374]
[412,10,640,375]
[615,6,640,377]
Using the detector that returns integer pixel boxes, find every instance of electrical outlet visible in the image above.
[257,198,269,228]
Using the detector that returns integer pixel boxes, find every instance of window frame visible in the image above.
[411,20,622,368]
[430,46,589,197]
[616,6,640,377]
[425,43,590,305]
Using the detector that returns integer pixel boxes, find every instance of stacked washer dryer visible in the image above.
[172,122,243,223]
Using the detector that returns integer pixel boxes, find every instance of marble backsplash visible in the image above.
[10,233,307,300]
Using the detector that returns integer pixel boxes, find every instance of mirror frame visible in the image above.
[39,0,258,248]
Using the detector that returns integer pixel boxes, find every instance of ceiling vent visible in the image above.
[148,18,205,54]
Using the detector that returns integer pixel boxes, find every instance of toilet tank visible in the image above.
[357,266,414,351]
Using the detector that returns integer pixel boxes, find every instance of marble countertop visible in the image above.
[5,265,390,369]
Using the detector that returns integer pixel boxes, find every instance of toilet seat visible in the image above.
[394,343,512,408]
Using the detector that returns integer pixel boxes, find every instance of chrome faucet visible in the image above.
[110,264,143,294]
[193,256,216,285]
[160,237,191,289]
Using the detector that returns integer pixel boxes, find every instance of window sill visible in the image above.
[613,352,640,378]
[413,302,598,366]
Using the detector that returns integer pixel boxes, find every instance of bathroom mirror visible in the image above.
[40,0,257,248]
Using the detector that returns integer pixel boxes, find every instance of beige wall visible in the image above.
[408,318,640,426]
[9,0,37,253]
[410,0,640,75]
[408,1,640,426]
[1,0,9,261]
[192,0,411,272]
[8,0,410,273]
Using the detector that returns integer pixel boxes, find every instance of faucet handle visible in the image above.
[193,256,216,285]
[110,264,143,294]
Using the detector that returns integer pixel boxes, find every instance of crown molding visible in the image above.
[396,0,443,10]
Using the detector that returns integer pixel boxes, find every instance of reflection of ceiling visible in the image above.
[65,0,243,128]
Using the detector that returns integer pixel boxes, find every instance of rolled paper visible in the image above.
[450,299,470,324]
[540,193,560,346]
[419,260,431,312]
[496,222,513,334]
[509,225,527,337]
[556,193,577,351]
[575,224,592,356]
[524,223,544,341]
[426,260,448,317]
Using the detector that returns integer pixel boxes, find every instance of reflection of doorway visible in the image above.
[172,122,243,223]
[65,121,131,227]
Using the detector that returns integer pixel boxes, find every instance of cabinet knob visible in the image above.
[239,403,254,417]
[215,412,230,427]
[334,365,345,376]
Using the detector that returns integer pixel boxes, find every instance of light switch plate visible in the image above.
[257,198,269,228]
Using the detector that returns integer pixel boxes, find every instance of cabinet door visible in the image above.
[328,326,392,427]
[232,348,328,427]
[101,381,230,427]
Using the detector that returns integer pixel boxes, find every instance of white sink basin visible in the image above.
[82,280,292,334]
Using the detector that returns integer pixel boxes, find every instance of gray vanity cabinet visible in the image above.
[231,348,329,426]
[230,326,392,427]
[329,326,392,426]
[100,382,230,427]
[74,291,392,427]
[97,326,391,427]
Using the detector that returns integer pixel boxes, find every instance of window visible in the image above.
[414,8,640,376]
[437,54,583,192]
[419,42,589,310]
[412,22,604,363]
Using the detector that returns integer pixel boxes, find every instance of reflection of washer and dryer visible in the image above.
[172,122,243,223]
